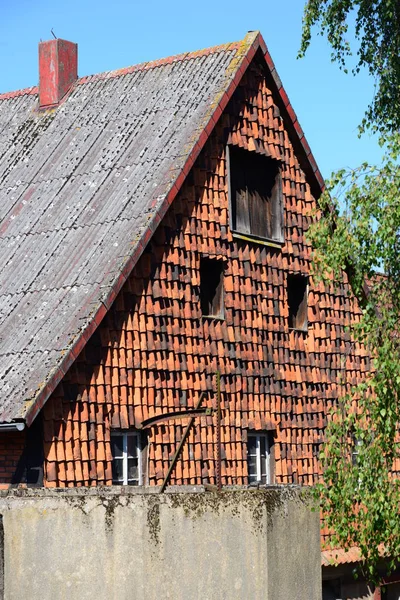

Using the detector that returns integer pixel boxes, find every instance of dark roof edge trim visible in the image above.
[0,42,240,101]
[23,30,325,427]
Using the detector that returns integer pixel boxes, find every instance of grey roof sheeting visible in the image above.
[0,36,252,423]
[0,31,324,424]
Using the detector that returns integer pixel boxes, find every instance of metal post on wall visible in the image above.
[0,514,4,600]
[216,370,222,492]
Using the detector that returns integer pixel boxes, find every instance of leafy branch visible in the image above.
[300,0,400,133]
[309,133,400,580]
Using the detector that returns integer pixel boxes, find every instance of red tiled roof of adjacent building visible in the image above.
[322,546,363,566]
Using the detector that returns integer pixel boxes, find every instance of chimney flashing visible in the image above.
[39,38,78,108]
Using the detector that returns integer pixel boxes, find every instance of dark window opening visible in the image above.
[12,415,44,486]
[200,257,225,318]
[228,145,283,242]
[288,274,308,331]
[322,578,341,600]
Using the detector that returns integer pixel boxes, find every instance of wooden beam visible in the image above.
[160,392,205,493]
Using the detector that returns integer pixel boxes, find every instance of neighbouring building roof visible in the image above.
[322,547,363,567]
[0,31,323,425]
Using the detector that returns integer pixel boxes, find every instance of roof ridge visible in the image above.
[0,86,38,102]
[77,40,241,86]
[0,39,242,101]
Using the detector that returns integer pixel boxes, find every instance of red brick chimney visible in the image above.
[39,38,78,107]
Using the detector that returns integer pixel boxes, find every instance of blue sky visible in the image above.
[0,0,381,179]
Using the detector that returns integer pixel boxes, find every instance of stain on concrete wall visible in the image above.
[0,486,321,600]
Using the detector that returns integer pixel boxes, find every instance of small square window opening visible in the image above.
[228,145,283,243]
[111,431,143,485]
[247,432,271,485]
[288,274,308,331]
[200,257,225,318]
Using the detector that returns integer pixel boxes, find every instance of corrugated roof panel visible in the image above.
[29,171,111,235]
[0,229,69,295]
[0,94,37,135]
[0,292,25,328]
[0,289,57,355]
[0,349,61,421]
[0,179,66,238]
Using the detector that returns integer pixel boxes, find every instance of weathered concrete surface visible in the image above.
[0,486,321,600]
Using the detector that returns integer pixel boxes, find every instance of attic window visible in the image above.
[228,145,283,243]
[200,257,224,318]
[288,274,308,331]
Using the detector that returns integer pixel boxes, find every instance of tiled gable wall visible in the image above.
[39,56,369,488]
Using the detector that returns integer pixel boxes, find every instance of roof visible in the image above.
[0,31,324,425]
[322,545,389,567]
[322,547,363,567]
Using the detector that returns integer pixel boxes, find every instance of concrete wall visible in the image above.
[0,486,321,600]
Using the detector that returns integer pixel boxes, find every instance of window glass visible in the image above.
[111,434,124,458]
[248,435,257,455]
[112,458,124,483]
[127,433,139,458]
[127,458,139,483]
[259,435,268,482]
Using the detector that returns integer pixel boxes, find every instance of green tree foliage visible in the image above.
[300,0,400,580]
[310,143,400,578]
[300,0,400,133]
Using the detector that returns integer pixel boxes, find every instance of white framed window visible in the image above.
[351,436,363,466]
[247,432,271,485]
[111,431,143,485]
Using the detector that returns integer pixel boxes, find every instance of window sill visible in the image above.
[232,231,284,249]
[201,315,225,321]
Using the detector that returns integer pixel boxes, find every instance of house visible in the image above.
[0,31,382,597]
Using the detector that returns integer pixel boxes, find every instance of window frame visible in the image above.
[247,432,272,485]
[227,144,284,247]
[111,430,144,486]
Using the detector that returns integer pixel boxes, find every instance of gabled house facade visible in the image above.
[0,31,378,597]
